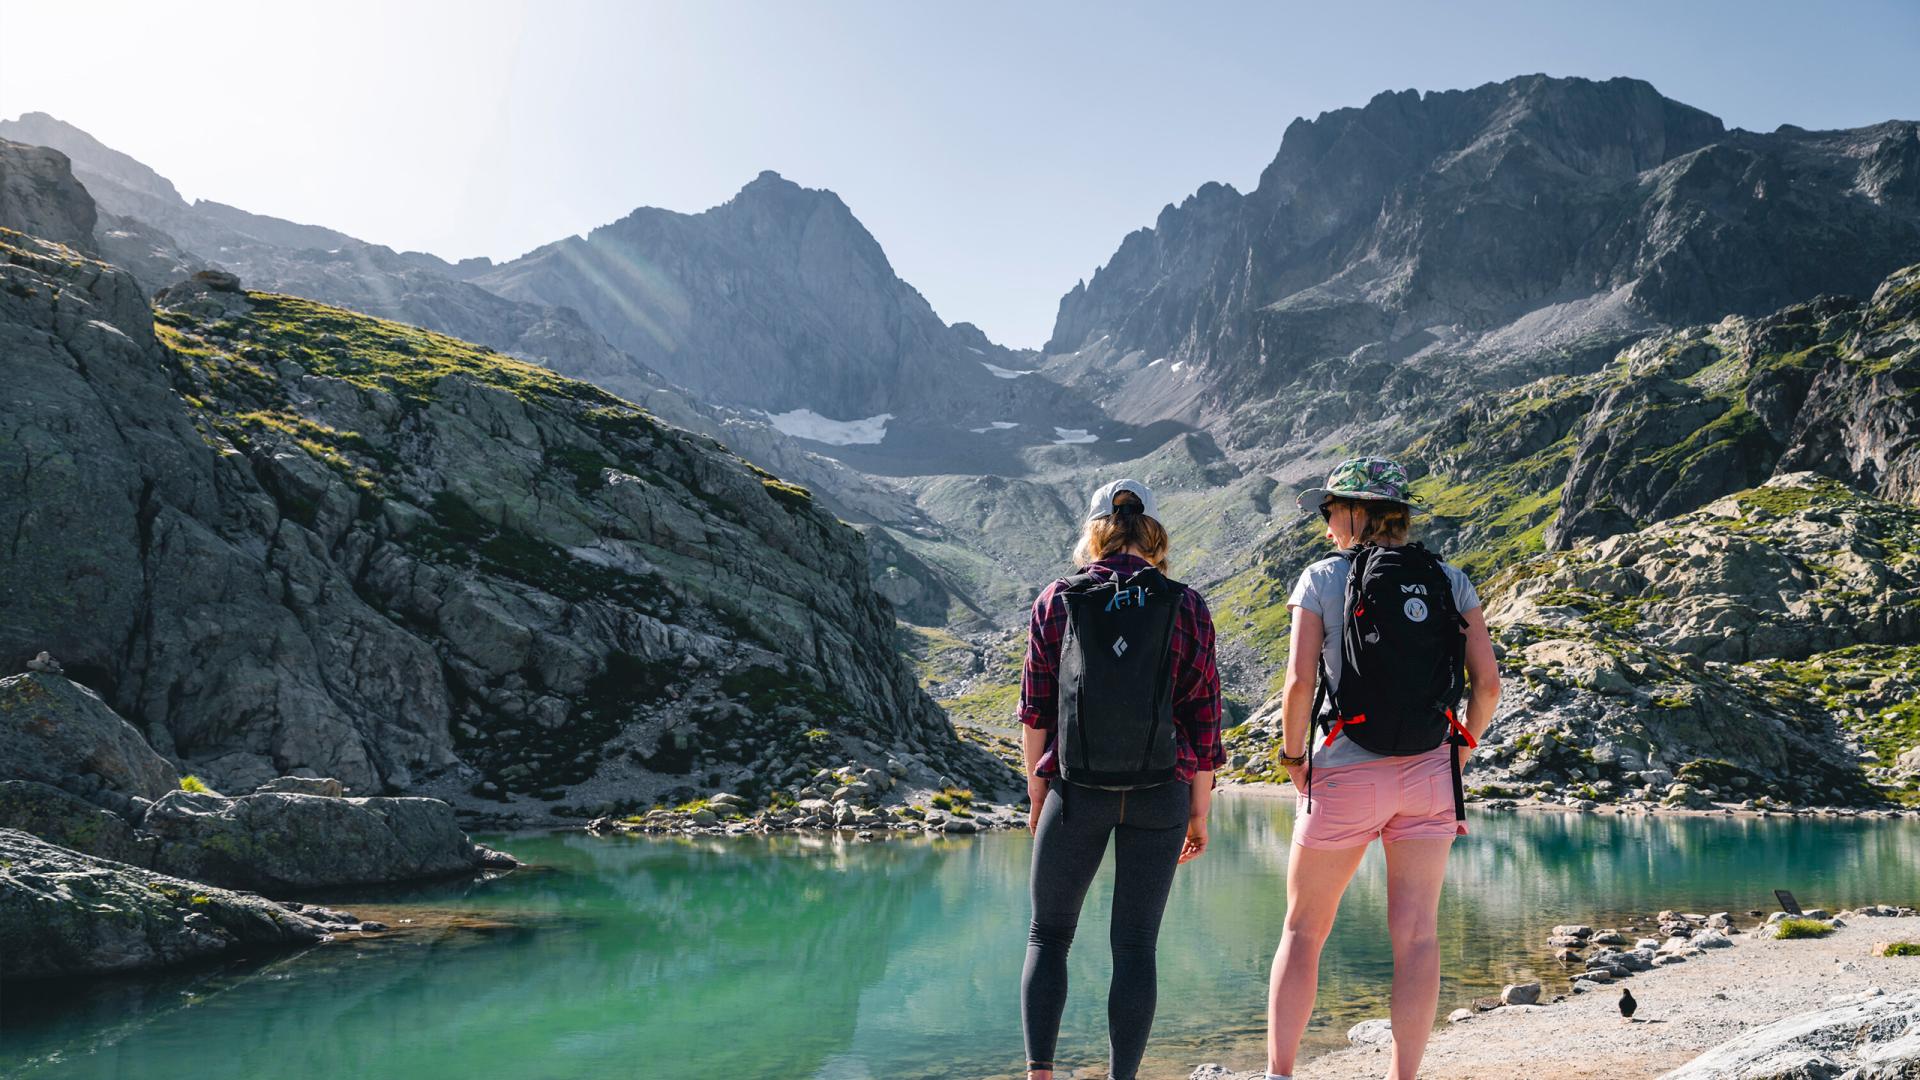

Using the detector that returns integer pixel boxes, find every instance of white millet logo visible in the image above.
[1112,637,1130,658]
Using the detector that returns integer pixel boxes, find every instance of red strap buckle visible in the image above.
[1324,713,1366,747]
[1445,708,1478,748]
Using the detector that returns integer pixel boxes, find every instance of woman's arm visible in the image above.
[1279,606,1324,788]
[1018,583,1065,833]
[1022,725,1051,834]
[1175,591,1223,863]
[1459,607,1501,763]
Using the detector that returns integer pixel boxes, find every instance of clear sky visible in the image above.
[5,1,1918,347]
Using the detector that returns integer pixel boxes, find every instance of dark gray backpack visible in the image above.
[1055,566,1185,789]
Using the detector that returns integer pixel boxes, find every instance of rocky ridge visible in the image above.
[1046,76,1920,451]
[0,150,1013,825]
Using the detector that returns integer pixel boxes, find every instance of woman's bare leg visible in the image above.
[1266,841,1368,1075]
[1383,837,1454,1080]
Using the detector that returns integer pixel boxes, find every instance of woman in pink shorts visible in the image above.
[1262,458,1501,1080]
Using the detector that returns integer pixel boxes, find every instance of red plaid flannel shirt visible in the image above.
[1017,553,1224,782]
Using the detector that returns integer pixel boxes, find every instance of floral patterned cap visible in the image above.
[1295,456,1420,511]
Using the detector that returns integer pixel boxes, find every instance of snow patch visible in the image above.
[982,362,1033,379]
[965,346,985,355]
[1147,357,1167,367]
[761,408,894,446]
[1052,427,1099,445]
[1170,361,1185,373]
[968,421,1022,433]
[1116,437,1134,443]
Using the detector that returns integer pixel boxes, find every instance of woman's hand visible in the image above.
[1178,814,1209,863]
[1283,762,1307,793]
[1027,776,1050,834]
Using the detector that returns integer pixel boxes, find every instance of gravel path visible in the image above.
[1191,918,1919,1080]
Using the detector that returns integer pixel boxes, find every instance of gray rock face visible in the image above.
[0,828,325,980]
[1,188,1008,817]
[0,780,151,865]
[141,789,485,890]
[0,674,178,811]
[1048,75,1920,439]
[0,138,96,250]
[1549,276,1920,548]
[1659,987,1920,1079]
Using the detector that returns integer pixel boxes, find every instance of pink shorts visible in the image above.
[1294,746,1466,849]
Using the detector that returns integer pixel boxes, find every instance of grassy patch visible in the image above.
[178,775,213,794]
[1774,918,1834,940]
[1882,941,1920,957]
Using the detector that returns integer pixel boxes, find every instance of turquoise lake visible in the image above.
[6,796,1919,1080]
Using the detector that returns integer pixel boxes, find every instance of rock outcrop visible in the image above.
[0,780,151,865]
[1548,270,1920,548]
[0,828,326,980]
[1,193,1010,819]
[139,789,492,891]
[0,674,178,813]
[0,138,96,250]
[1659,987,1920,1079]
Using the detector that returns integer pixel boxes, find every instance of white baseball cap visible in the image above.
[1085,478,1160,524]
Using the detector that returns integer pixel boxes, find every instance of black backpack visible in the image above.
[1310,542,1473,818]
[1055,566,1186,789]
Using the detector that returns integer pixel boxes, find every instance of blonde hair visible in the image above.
[1329,497,1411,546]
[1071,490,1170,570]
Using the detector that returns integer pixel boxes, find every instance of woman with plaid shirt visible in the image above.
[1016,478,1223,1080]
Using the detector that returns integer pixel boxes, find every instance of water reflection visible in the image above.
[4,802,1916,1080]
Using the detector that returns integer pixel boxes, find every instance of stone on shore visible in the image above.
[0,828,326,980]
[141,789,492,890]
[1501,981,1543,1006]
[1347,1018,1393,1046]
[0,673,178,813]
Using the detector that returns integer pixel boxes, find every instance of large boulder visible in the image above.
[1659,987,1920,1079]
[0,673,177,813]
[0,828,324,980]
[0,138,96,250]
[0,779,150,865]
[141,789,488,890]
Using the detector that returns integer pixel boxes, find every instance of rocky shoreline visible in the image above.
[0,670,518,981]
[579,773,1920,843]
[1192,905,1920,1080]
[585,761,1027,838]
[1224,778,1920,820]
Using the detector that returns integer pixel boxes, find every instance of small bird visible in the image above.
[1620,987,1638,1021]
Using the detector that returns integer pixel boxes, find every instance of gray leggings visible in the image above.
[1021,778,1190,1079]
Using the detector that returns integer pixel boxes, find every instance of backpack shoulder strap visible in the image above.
[1123,565,1186,597]
[1057,572,1102,593]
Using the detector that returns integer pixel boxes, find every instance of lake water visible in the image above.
[6,796,1919,1080]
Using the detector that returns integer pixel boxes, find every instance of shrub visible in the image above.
[1774,918,1834,940]
[1882,941,1920,956]
[179,775,213,794]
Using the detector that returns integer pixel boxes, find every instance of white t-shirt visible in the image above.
[1287,552,1482,769]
